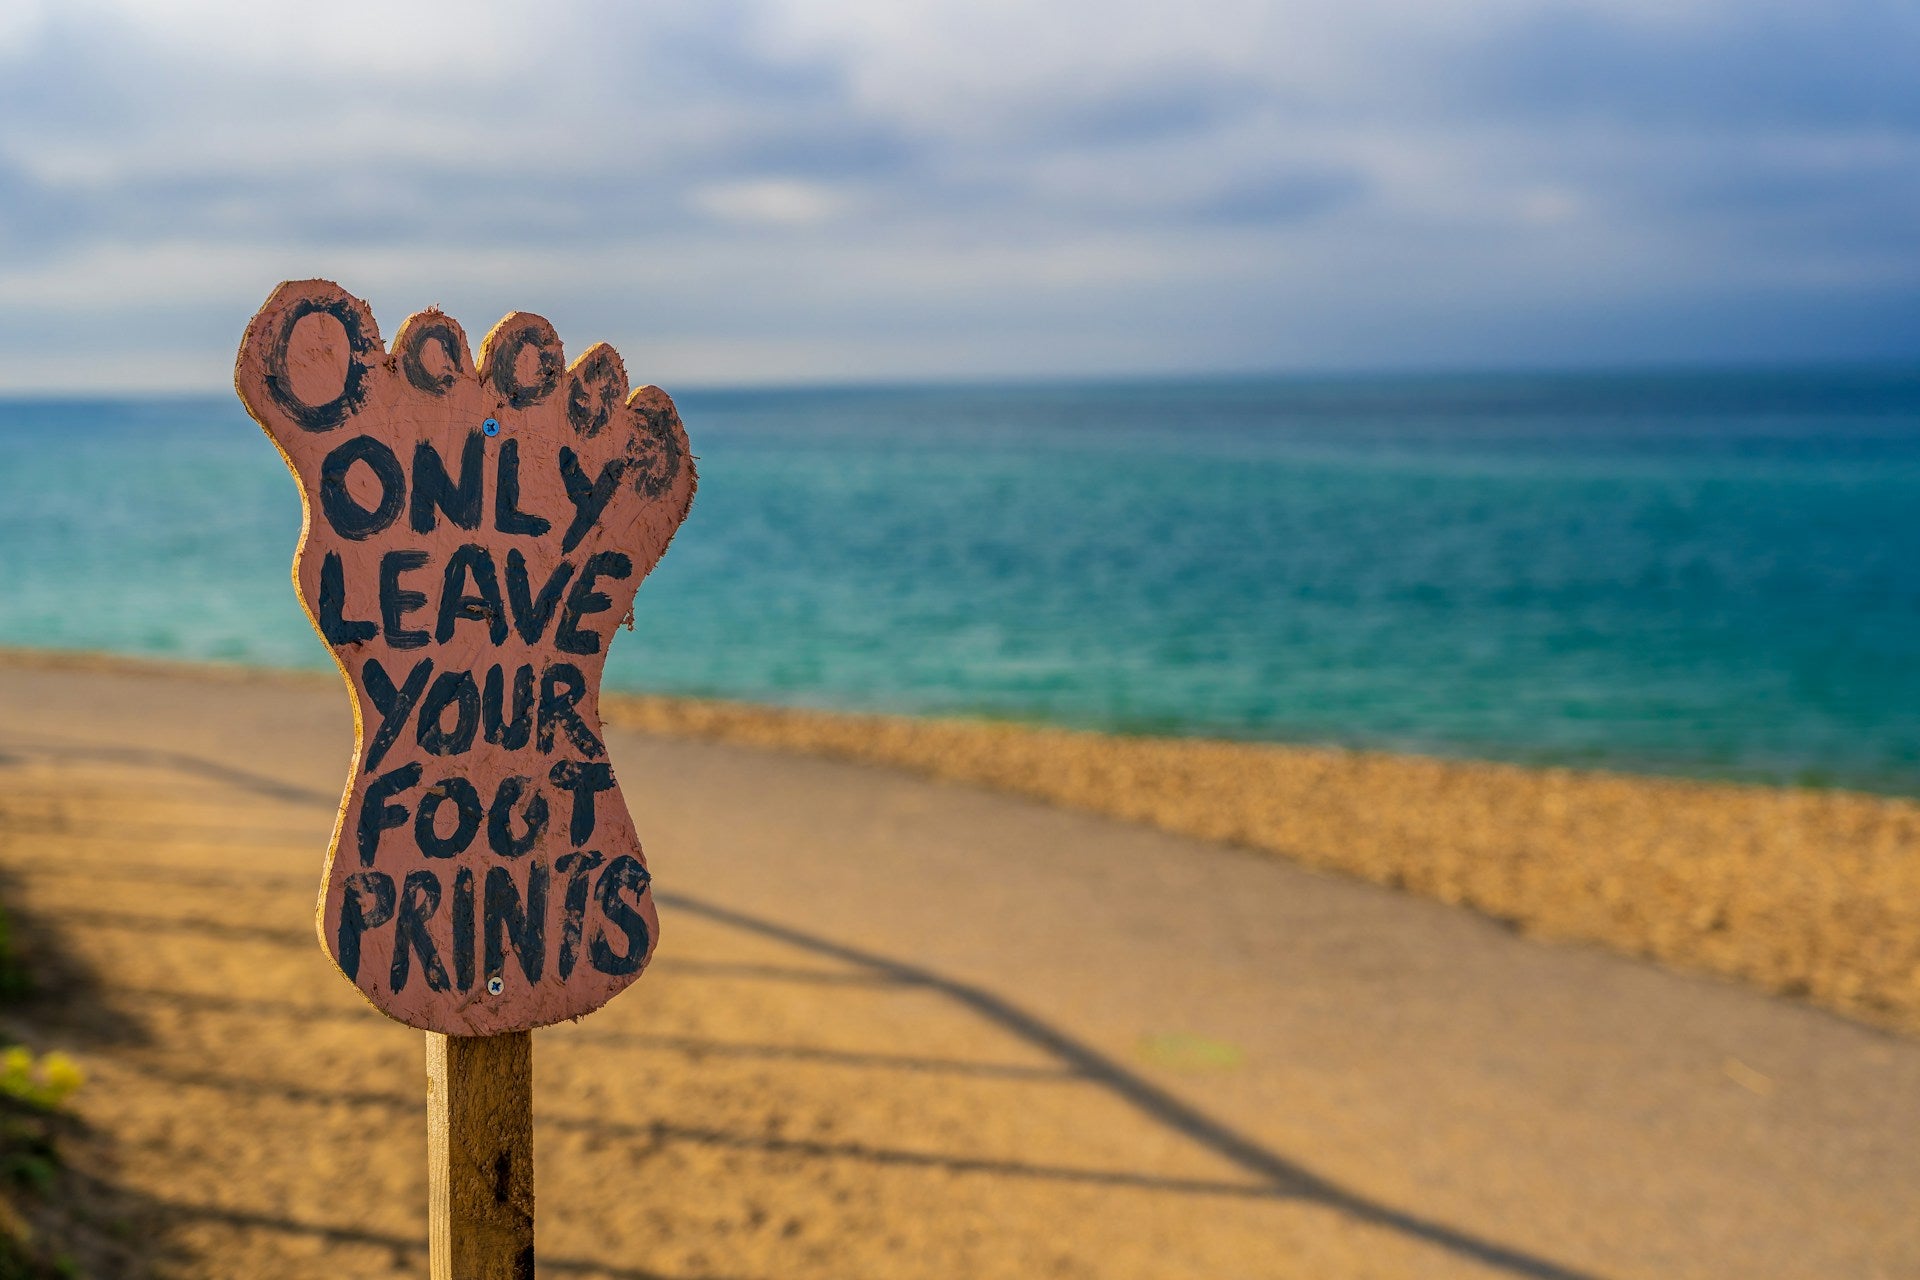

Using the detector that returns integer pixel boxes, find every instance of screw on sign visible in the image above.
[235,280,696,1278]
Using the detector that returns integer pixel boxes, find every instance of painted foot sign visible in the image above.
[236,280,695,1035]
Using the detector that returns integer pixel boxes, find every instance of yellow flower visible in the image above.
[39,1052,84,1102]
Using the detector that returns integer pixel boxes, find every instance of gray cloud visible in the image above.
[1470,5,1920,130]
[1195,168,1368,226]
[0,0,1913,389]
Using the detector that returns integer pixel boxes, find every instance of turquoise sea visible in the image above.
[1,369,1916,793]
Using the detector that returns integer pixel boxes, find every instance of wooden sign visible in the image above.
[236,280,695,1036]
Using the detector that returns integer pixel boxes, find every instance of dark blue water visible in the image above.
[2,369,1917,791]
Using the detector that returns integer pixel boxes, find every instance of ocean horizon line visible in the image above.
[3,356,1917,405]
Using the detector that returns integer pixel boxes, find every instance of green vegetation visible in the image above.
[0,1049,86,1201]
[0,901,88,1280]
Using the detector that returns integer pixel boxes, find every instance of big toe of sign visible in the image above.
[237,279,696,1035]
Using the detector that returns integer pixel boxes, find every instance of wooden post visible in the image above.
[426,1031,534,1280]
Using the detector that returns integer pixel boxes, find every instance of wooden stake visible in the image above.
[426,1031,534,1280]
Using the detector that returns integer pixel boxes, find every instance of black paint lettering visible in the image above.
[590,855,652,975]
[548,759,614,845]
[558,447,625,554]
[482,664,535,750]
[415,776,483,858]
[493,439,551,537]
[631,401,685,499]
[264,296,375,433]
[555,850,603,980]
[379,550,431,649]
[452,866,476,993]
[318,552,376,645]
[320,435,405,540]
[410,431,485,533]
[487,776,549,859]
[363,656,432,773]
[538,662,602,757]
[566,346,624,439]
[436,545,508,645]
[336,871,395,982]
[390,870,450,993]
[504,550,573,645]
[416,670,480,756]
[488,321,562,410]
[485,861,549,985]
[555,550,633,655]
[357,762,422,865]
[399,318,466,395]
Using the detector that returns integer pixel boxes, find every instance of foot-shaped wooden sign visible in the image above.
[236,280,695,1034]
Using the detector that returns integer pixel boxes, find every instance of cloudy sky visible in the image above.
[1,0,1914,390]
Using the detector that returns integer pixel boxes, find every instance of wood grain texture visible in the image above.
[427,1032,534,1280]
[234,279,696,1033]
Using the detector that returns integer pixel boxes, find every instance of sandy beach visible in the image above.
[1,651,1917,1278]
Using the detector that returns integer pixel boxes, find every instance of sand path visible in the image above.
[0,661,1914,1278]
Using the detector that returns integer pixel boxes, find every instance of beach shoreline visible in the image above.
[4,644,1916,1035]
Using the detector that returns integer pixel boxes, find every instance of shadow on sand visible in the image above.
[0,738,1609,1280]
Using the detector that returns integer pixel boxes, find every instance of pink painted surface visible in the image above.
[234,280,695,1034]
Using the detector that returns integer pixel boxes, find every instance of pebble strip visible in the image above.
[606,694,1920,1035]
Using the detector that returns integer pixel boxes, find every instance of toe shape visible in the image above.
[480,311,565,411]
[390,309,475,397]
[566,343,630,440]
[625,383,697,566]
[236,279,385,440]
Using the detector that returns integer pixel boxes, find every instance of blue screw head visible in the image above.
[483,418,500,436]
